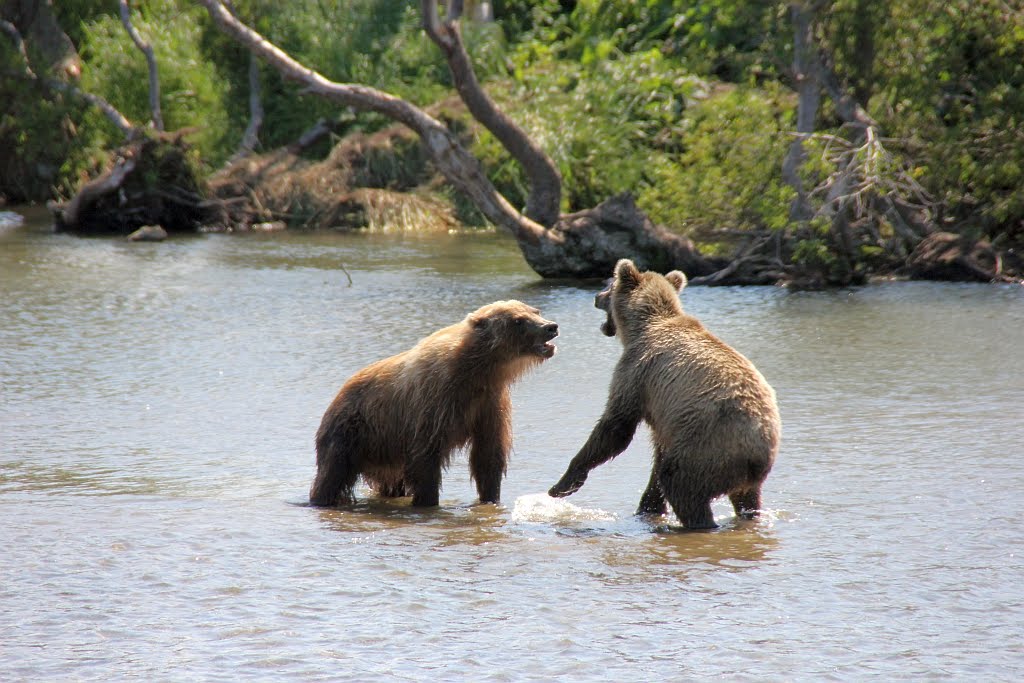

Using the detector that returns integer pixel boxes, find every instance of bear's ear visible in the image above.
[470,314,489,329]
[614,259,641,289]
[664,270,688,292]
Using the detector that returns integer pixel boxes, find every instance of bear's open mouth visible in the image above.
[594,280,615,336]
[535,340,557,358]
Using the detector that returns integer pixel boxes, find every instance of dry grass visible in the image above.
[208,122,461,233]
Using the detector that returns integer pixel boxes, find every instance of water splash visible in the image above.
[0,210,24,230]
[510,492,617,524]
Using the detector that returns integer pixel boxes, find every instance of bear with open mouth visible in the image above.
[311,300,558,508]
[550,259,780,529]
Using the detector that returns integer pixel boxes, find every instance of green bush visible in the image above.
[78,1,235,166]
[637,84,796,241]
[473,48,706,213]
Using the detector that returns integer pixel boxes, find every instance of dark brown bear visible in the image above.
[549,259,780,529]
[310,300,558,508]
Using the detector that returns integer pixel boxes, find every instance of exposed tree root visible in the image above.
[51,133,213,235]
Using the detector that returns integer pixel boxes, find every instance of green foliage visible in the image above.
[52,0,116,46]
[637,85,796,239]
[563,1,782,82]
[829,0,1024,240]
[475,48,708,213]
[200,1,512,153]
[78,1,235,166]
[792,236,837,272]
[0,62,102,201]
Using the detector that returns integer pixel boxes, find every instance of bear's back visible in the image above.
[633,314,778,446]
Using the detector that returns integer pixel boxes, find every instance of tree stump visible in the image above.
[51,133,213,235]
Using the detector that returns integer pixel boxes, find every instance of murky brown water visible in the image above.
[2,208,1023,680]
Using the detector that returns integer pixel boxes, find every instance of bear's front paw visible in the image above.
[548,470,587,497]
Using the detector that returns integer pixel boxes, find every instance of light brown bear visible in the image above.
[548,259,780,529]
[310,300,558,508]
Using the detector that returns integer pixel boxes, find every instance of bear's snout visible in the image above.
[533,319,559,359]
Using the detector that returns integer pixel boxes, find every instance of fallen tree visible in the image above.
[198,0,721,279]
[51,131,215,234]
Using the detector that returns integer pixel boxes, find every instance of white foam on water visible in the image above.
[510,492,617,524]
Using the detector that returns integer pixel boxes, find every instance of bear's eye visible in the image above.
[514,318,525,326]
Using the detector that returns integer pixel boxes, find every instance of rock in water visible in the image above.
[127,225,168,242]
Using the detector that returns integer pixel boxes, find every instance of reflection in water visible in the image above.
[641,521,779,568]
[2,213,1023,680]
[312,498,511,546]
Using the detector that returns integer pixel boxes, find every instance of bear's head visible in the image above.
[467,300,559,363]
[595,259,687,339]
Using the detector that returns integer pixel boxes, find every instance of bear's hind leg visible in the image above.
[659,460,717,530]
[410,479,440,507]
[674,499,717,530]
[729,487,762,519]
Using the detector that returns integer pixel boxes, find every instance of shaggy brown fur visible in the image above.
[549,259,780,529]
[311,301,558,508]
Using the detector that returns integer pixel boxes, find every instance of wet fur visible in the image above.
[549,259,780,529]
[311,300,558,507]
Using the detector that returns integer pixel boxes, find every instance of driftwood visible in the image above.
[903,232,1013,283]
[57,155,137,229]
[524,194,722,279]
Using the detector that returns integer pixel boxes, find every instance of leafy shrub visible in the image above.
[78,1,235,165]
[637,84,796,241]
[474,48,706,213]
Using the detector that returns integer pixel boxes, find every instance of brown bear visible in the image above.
[548,259,780,529]
[310,300,559,508]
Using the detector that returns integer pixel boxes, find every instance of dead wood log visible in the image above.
[904,232,1014,282]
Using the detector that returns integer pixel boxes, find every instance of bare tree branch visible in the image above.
[118,0,163,130]
[781,2,820,221]
[1,19,135,136]
[420,0,562,227]
[197,0,547,245]
[236,52,263,157]
[58,156,137,227]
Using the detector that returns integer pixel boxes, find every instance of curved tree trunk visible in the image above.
[420,0,561,227]
[198,0,716,280]
[198,0,546,247]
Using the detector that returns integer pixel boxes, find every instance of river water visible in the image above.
[2,208,1022,680]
